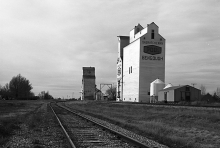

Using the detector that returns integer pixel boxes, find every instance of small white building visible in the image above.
[117,22,165,102]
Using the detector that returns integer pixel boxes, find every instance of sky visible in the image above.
[0,0,220,98]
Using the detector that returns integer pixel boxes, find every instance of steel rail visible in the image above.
[56,103,153,148]
[49,103,76,148]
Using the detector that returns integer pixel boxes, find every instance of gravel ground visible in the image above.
[58,111,135,148]
[2,103,69,148]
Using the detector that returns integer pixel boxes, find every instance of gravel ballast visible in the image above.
[2,103,69,148]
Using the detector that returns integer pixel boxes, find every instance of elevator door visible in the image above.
[185,92,190,101]
[164,92,167,102]
[181,91,185,101]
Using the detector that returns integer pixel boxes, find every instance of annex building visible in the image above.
[158,85,201,102]
[117,22,165,103]
[81,67,96,100]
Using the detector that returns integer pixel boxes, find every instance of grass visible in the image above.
[0,100,47,146]
[25,106,45,130]
[0,116,21,145]
[64,101,220,148]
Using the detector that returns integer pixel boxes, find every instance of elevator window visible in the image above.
[151,30,154,39]
[186,86,190,91]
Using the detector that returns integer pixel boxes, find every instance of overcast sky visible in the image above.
[1,0,220,98]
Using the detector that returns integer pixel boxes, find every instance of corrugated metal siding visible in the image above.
[167,90,174,102]
[123,39,140,102]
[175,86,201,102]
[139,23,165,103]
[158,91,164,101]
[174,89,181,102]
[83,78,95,100]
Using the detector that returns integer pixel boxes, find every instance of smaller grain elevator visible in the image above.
[81,67,96,100]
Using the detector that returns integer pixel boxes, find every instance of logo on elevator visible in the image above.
[143,45,161,55]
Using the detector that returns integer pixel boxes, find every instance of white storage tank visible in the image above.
[150,79,165,103]
[164,83,173,89]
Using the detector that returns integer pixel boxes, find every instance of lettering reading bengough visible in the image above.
[142,56,163,61]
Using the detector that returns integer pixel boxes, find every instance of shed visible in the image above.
[95,88,102,100]
[158,85,201,102]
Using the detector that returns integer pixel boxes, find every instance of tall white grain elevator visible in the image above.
[116,22,165,103]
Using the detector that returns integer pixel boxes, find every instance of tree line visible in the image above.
[200,84,220,97]
[0,74,53,100]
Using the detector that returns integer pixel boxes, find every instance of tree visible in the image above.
[213,87,220,98]
[216,87,220,97]
[38,91,53,100]
[200,84,207,96]
[9,74,33,99]
[38,91,45,99]
[0,83,11,99]
[44,91,53,100]
[0,84,1,99]
[105,86,116,100]
[0,85,1,95]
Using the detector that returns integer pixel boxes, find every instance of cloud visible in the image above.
[0,0,220,98]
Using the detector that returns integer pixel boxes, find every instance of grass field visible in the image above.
[64,101,220,148]
[0,100,47,146]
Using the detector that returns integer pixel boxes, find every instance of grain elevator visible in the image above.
[81,67,96,100]
[116,22,165,103]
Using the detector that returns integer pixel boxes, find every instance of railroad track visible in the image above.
[50,102,169,148]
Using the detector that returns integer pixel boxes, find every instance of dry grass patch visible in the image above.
[0,100,45,146]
